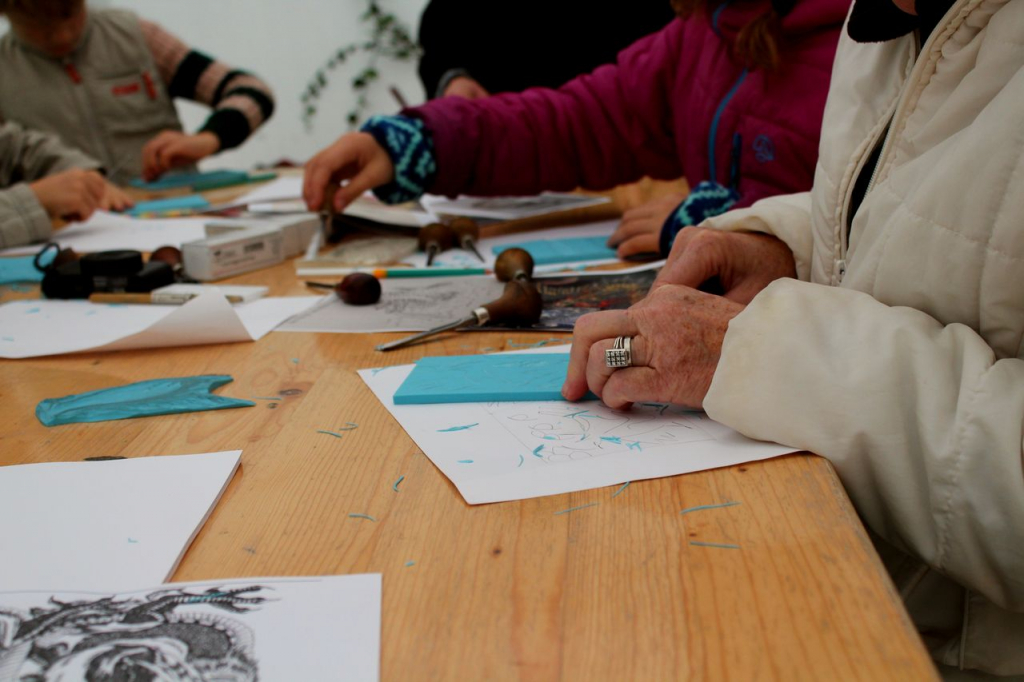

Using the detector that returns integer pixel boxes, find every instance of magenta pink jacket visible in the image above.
[407,0,851,208]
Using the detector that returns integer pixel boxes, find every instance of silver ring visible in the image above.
[605,336,633,369]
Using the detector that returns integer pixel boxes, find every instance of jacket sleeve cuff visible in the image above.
[0,184,53,249]
[360,115,438,204]
[199,109,249,151]
[658,180,740,256]
[697,191,814,281]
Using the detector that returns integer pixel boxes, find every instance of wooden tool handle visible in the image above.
[449,217,480,247]
[493,248,534,283]
[482,280,543,327]
[418,222,456,251]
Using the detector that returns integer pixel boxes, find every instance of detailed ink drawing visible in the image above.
[0,585,269,681]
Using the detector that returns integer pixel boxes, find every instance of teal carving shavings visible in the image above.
[317,423,359,438]
[554,502,599,516]
[405,561,416,567]
[253,396,283,401]
[627,441,643,451]
[438,423,479,432]
[291,358,300,364]
[517,455,524,467]
[317,430,344,438]
[457,459,474,464]
[36,375,255,427]
[532,445,544,457]
[600,436,622,445]
[348,513,377,522]
[679,501,741,515]
[506,338,568,349]
[393,475,405,492]
[611,482,631,498]
[690,541,740,550]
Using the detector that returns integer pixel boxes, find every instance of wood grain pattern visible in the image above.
[0,176,937,680]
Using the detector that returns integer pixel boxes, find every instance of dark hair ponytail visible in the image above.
[671,0,794,71]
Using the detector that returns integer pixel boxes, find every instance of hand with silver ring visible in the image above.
[562,284,745,410]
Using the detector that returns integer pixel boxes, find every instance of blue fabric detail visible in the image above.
[36,375,255,426]
[708,68,748,184]
[711,0,735,36]
[753,134,776,162]
[0,249,55,285]
[658,180,740,256]
[361,115,438,204]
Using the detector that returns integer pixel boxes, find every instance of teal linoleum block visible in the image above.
[0,249,55,284]
[393,354,597,405]
[492,236,617,265]
[128,169,249,191]
[125,194,210,216]
[36,375,256,426]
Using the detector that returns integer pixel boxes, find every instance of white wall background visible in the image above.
[2,0,429,170]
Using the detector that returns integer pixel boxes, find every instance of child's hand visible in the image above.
[607,192,687,259]
[303,132,395,213]
[29,169,106,222]
[141,131,220,181]
[100,181,134,212]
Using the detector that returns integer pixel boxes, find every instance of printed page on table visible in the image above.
[420,192,610,220]
[359,347,797,504]
[0,451,240,591]
[0,574,381,682]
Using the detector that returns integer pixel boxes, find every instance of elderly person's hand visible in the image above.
[562,284,744,410]
[654,227,796,304]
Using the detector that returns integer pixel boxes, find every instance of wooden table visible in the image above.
[0,181,938,680]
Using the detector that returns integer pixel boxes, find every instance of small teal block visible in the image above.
[393,354,596,405]
[128,170,249,191]
[36,375,255,426]
[0,249,56,284]
[492,236,617,265]
[126,194,210,216]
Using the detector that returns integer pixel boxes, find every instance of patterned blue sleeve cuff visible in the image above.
[360,115,438,204]
[658,180,740,256]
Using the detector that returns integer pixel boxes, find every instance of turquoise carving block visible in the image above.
[128,170,249,191]
[393,354,596,405]
[492,236,617,265]
[0,249,55,284]
[36,375,255,426]
[126,194,211,216]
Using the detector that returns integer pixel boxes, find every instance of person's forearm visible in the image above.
[141,19,275,151]
[705,278,1024,610]
[0,185,53,249]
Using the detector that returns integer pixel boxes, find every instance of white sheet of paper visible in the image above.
[0,574,381,681]
[233,175,304,205]
[358,348,797,504]
[0,211,210,256]
[0,451,240,591]
[0,293,319,358]
[421,192,610,220]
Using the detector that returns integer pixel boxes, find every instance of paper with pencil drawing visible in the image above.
[359,348,797,504]
[0,574,381,682]
[0,292,318,359]
[0,451,240,591]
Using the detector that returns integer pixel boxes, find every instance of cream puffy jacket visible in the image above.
[700,0,1024,675]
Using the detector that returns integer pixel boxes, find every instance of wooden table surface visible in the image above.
[0,178,937,680]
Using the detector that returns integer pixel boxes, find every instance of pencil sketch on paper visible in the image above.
[484,401,729,463]
[0,585,268,680]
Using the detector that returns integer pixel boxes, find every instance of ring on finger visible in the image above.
[605,336,633,369]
